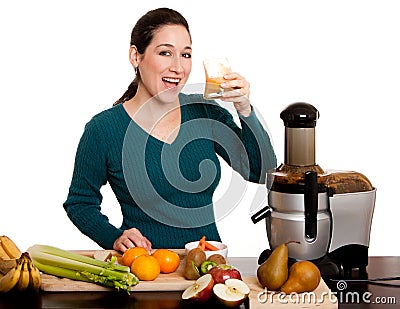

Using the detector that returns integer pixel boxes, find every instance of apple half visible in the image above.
[182,273,214,302]
[213,278,250,307]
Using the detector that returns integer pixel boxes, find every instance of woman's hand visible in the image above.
[220,72,252,117]
[113,228,152,253]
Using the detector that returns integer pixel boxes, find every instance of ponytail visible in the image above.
[113,76,139,106]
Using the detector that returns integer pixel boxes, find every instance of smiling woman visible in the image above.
[62,7,277,254]
[113,9,192,106]
[127,24,192,105]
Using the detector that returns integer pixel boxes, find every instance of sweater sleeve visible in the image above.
[63,118,123,249]
[210,104,277,183]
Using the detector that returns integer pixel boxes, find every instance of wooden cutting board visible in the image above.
[39,250,337,308]
[245,277,337,309]
[40,249,192,292]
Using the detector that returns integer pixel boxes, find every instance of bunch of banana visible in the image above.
[0,235,41,293]
[0,235,22,259]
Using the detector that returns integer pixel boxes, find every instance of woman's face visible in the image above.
[135,24,192,104]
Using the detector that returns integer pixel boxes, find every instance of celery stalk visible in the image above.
[33,260,106,285]
[27,244,139,293]
[33,260,135,290]
[28,244,129,272]
[31,250,131,280]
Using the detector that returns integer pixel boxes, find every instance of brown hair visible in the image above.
[114,8,191,105]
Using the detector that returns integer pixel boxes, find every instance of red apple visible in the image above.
[181,273,214,302]
[208,264,242,284]
[213,278,250,307]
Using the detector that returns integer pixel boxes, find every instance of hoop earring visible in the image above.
[134,66,138,75]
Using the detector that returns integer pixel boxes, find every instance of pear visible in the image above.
[257,242,291,291]
[280,260,321,294]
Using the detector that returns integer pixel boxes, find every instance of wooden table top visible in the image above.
[0,256,399,308]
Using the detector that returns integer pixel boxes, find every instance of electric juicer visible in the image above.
[252,102,376,278]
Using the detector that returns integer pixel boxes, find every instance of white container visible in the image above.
[184,241,228,259]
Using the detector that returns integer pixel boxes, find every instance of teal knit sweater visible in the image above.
[63,93,276,249]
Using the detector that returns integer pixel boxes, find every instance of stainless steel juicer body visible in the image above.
[252,102,376,276]
[266,190,331,260]
[264,187,376,261]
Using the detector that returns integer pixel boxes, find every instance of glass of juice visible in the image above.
[203,58,232,100]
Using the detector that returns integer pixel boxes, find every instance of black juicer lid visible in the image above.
[280,102,320,128]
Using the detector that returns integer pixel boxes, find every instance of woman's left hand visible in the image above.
[220,72,252,117]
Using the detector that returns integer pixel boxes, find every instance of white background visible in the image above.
[1,0,399,257]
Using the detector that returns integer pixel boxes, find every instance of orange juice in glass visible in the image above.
[203,58,232,100]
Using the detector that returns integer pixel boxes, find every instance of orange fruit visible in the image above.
[121,247,148,267]
[152,249,181,274]
[130,254,160,281]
